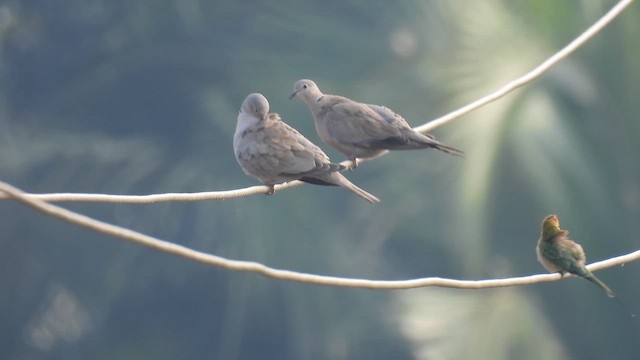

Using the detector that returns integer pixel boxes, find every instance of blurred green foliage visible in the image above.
[1,1,639,359]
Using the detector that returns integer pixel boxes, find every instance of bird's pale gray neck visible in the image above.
[235,110,261,134]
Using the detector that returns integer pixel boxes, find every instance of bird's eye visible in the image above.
[303,84,308,89]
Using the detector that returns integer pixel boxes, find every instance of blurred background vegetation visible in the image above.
[1,0,639,359]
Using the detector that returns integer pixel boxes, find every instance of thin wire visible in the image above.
[1,180,638,290]
[415,0,634,133]
[0,182,303,203]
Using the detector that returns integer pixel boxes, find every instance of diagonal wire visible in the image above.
[2,180,638,290]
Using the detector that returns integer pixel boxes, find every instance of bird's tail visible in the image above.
[584,270,615,298]
[333,173,380,204]
[431,142,465,158]
[346,183,380,204]
[410,132,465,158]
[583,269,636,316]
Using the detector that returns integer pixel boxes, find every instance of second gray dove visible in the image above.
[290,79,464,167]
[234,93,380,203]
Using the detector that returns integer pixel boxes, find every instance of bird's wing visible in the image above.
[323,97,404,145]
[552,238,589,276]
[259,114,338,177]
[365,104,434,137]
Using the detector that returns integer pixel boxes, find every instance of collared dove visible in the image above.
[290,79,464,167]
[233,93,380,203]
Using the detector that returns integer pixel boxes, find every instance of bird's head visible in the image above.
[541,214,561,237]
[289,79,320,102]
[241,93,269,120]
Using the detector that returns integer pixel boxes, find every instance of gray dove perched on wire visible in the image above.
[233,93,380,203]
[290,79,464,167]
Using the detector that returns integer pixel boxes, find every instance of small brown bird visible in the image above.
[536,214,614,297]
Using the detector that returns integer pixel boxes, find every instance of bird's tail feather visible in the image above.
[585,271,615,298]
[432,142,465,158]
[310,173,380,204]
[334,173,380,203]
[409,132,465,157]
[344,182,380,204]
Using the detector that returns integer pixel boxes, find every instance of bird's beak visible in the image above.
[288,91,298,100]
